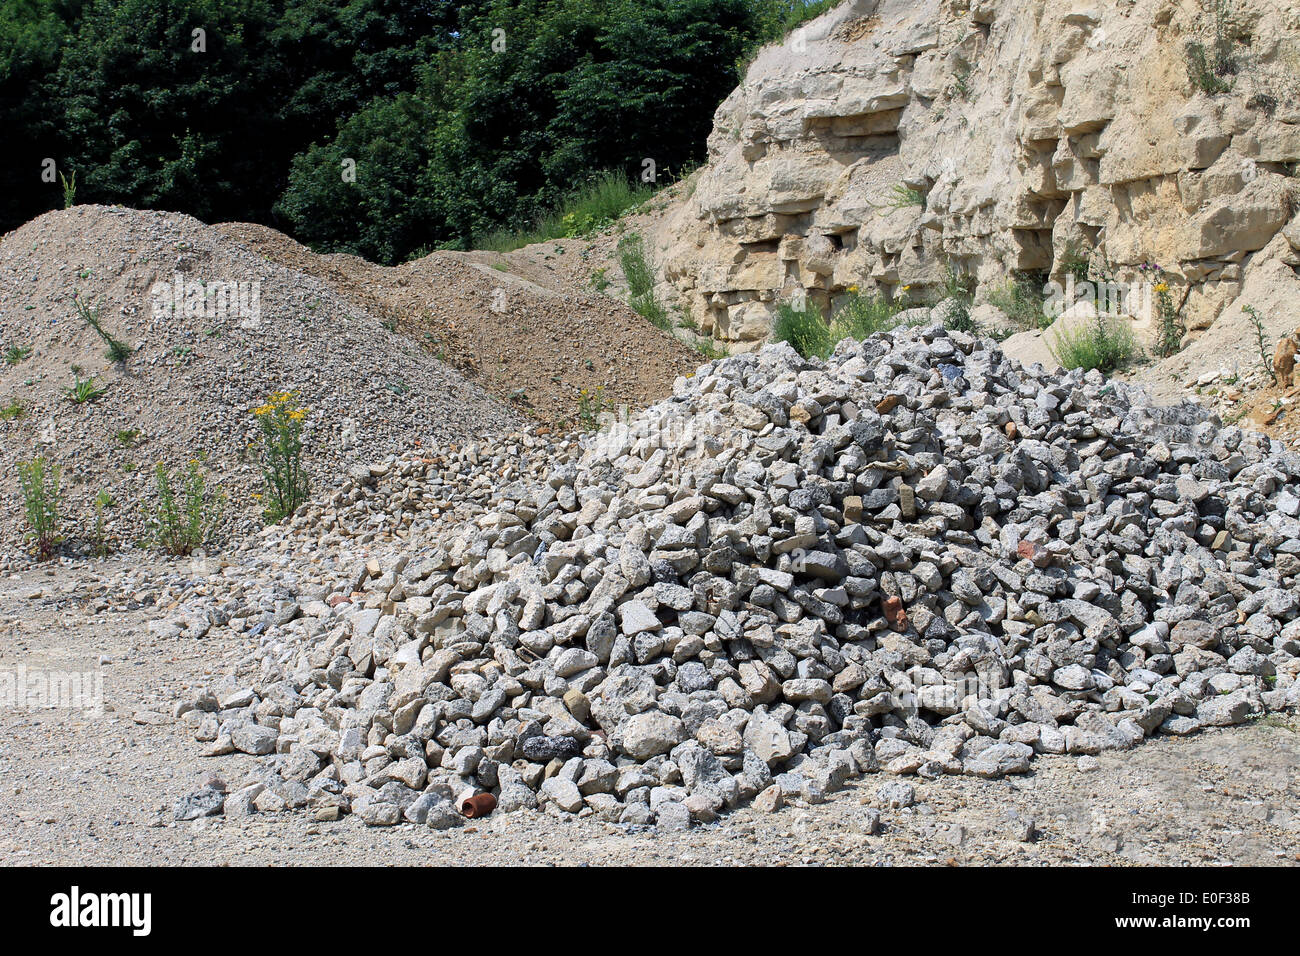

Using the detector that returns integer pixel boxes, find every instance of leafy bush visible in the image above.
[150,459,223,556]
[774,284,925,359]
[833,288,907,341]
[1059,240,1092,285]
[577,386,607,431]
[17,457,61,560]
[1048,314,1140,373]
[253,391,311,525]
[937,266,976,333]
[1186,41,1232,94]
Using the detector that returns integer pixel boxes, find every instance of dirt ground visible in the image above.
[2,560,1296,867]
[214,219,699,428]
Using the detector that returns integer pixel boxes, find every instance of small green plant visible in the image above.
[252,391,311,524]
[477,171,656,252]
[1059,241,1092,285]
[1185,41,1232,94]
[1048,313,1140,373]
[885,183,926,209]
[73,293,131,362]
[1242,304,1276,385]
[90,489,115,557]
[17,457,62,560]
[938,264,976,333]
[59,170,76,208]
[386,377,410,396]
[589,267,611,293]
[150,459,223,556]
[115,428,141,447]
[618,234,670,329]
[65,373,107,404]
[4,345,31,365]
[577,385,607,431]
[986,273,1051,330]
[693,338,727,360]
[1,399,23,421]
[952,65,972,100]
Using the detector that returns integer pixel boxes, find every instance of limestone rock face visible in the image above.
[649,0,1300,345]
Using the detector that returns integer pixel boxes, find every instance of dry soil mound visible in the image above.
[213,221,698,424]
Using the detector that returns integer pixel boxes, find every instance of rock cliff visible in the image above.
[650,0,1300,347]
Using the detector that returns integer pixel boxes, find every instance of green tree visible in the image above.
[51,0,282,222]
[0,0,75,228]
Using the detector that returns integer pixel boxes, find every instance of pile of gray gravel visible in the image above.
[0,205,521,560]
[171,324,1300,828]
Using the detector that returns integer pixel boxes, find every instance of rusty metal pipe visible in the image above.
[458,792,497,818]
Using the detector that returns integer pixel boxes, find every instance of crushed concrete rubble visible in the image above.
[170,324,1300,827]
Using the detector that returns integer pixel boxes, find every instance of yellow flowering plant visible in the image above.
[1147,264,1184,358]
[253,390,310,524]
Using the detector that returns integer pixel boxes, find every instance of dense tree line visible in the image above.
[1,0,835,262]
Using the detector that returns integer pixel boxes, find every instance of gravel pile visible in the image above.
[0,205,521,559]
[170,324,1300,828]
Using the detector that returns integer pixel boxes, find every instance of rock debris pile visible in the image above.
[175,325,1300,827]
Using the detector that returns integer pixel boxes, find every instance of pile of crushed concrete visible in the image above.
[170,324,1300,828]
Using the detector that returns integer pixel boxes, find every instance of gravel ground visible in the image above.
[2,560,1296,867]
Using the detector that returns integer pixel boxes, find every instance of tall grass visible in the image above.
[619,234,671,329]
[478,171,656,252]
[1048,314,1139,373]
[774,287,917,359]
[772,302,835,358]
[986,272,1051,330]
